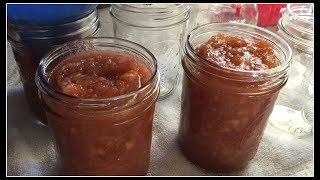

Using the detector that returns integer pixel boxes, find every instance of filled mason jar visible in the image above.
[268,3,314,137]
[179,23,292,172]
[110,4,190,99]
[7,8,100,125]
[35,37,160,175]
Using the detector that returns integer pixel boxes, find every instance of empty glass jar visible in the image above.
[110,4,191,99]
[189,4,258,32]
[268,3,314,138]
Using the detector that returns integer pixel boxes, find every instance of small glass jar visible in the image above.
[35,37,160,175]
[268,3,314,137]
[179,23,292,172]
[110,4,191,99]
[8,9,100,125]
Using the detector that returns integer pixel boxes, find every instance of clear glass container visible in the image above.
[110,4,191,99]
[267,3,314,138]
[189,4,258,32]
[179,23,292,172]
[35,37,160,175]
[7,9,100,125]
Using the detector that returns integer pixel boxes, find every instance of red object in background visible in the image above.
[230,4,242,17]
[257,4,287,27]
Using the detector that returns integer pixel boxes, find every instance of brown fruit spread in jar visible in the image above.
[179,33,284,172]
[49,51,151,98]
[8,10,100,125]
[42,50,158,175]
[13,48,48,124]
[196,33,279,71]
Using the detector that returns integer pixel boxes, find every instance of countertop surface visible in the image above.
[7,6,314,176]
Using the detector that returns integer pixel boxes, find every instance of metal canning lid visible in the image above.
[110,4,190,28]
[8,9,100,45]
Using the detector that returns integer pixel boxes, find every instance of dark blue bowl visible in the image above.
[7,4,97,26]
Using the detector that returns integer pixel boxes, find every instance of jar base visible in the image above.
[158,87,176,101]
[267,105,313,138]
[178,138,249,174]
[158,73,180,100]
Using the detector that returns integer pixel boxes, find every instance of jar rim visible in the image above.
[278,17,313,54]
[8,9,99,43]
[111,4,190,14]
[110,4,190,28]
[186,22,292,79]
[282,4,313,35]
[278,3,314,54]
[286,4,313,26]
[8,8,96,30]
[36,37,159,103]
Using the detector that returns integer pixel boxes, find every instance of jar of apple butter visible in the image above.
[35,37,160,175]
[179,23,292,172]
[8,8,100,125]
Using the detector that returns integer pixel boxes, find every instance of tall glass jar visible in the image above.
[35,37,160,175]
[179,23,292,172]
[7,8,100,125]
[268,3,314,138]
[110,4,190,99]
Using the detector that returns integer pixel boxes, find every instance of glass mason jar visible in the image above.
[268,3,314,138]
[7,9,100,125]
[189,4,258,32]
[35,37,160,175]
[179,23,292,172]
[110,4,190,99]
